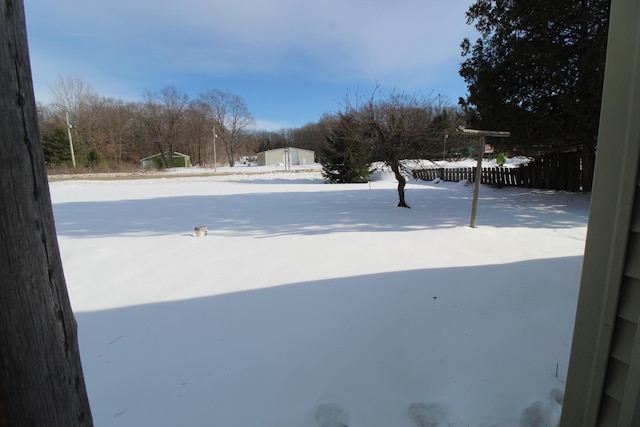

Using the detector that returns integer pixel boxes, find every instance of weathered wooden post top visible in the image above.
[455,126,511,228]
[455,126,511,138]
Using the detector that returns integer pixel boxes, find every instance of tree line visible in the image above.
[37,75,478,173]
[39,77,254,169]
[37,76,334,170]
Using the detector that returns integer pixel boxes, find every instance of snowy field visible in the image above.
[49,164,589,427]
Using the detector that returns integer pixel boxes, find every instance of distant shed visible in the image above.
[256,147,315,166]
[140,152,191,169]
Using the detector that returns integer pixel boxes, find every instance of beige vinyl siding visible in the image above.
[618,187,640,426]
[591,179,640,427]
[559,0,640,424]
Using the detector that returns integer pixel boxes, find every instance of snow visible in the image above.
[411,156,532,169]
[49,163,589,427]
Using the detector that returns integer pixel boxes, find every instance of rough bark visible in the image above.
[0,1,94,425]
[390,162,410,208]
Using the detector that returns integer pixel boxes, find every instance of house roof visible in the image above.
[140,152,191,161]
[258,147,314,155]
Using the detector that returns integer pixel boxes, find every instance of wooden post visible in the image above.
[470,136,485,228]
[456,127,511,228]
[0,1,94,425]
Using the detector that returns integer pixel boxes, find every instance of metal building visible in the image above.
[256,147,315,167]
[139,152,191,169]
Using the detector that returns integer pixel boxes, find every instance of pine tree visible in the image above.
[460,0,610,154]
[322,114,372,183]
[42,127,71,165]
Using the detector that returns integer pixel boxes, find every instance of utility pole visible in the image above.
[443,132,448,161]
[213,126,217,172]
[284,146,291,171]
[456,126,511,228]
[66,112,76,168]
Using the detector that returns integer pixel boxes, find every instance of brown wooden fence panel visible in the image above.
[412,149,594,191]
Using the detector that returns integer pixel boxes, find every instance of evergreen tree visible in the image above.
[322,114,372,183]
[85,147,104,168]
[460,0,610,154]
[42,127,71,165]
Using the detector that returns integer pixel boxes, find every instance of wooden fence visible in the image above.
[412,150,594,192]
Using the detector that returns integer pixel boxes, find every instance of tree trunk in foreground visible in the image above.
[0,1,94,425]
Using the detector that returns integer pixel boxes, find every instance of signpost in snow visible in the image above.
[455,126,511,228]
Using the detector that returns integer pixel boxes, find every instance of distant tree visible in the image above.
[322,113,372,183]
[254,130,288,152]
[92,97,138,165]
[85,147,104,168]
[290,121,327,154]
[426,108,466,160]
[460,0,610,154]
[42,126,72,165]
[198,89,255,167]
[38,93,140,168]
[37,101,59,137]
[315,114,341,163]
[358,90,445,208]
[48,74,98,153]
[185,100,212,165]
[139,86,189,169]
[0,0,93,423]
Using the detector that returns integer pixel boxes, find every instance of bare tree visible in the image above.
[98,98,138,166]
[37,100,59,137]
[0,0,93,424]
[290,121,326,153]
[48,74,97,152]
[49,74,94,116]
[358,90,446,208]
[139,86,189,168]
[186,100,212,165]
[254,129,288,152]
[198,89,255,167]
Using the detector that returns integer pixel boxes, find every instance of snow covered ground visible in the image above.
[49,164,589,427]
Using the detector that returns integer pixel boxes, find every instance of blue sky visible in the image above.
[24,0,478,131]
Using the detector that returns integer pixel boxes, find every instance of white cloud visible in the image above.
[184,0,476,79]
[25,0,477,118]
[27,0,475,81]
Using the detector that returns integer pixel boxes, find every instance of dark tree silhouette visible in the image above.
[322,113,373,183]
[460,0,610,155]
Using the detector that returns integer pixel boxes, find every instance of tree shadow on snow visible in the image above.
[52,183,589,238]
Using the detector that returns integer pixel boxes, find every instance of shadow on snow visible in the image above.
[76,256,582,427]
[53,183,589,238]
